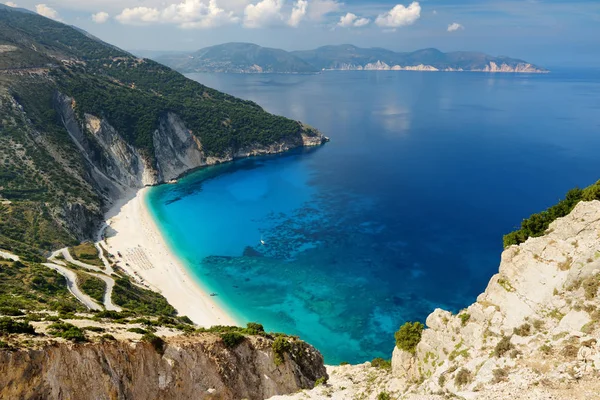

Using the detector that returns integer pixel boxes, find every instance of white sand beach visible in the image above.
[103,188,236,327]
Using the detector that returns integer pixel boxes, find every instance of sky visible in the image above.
[3,0,600,66]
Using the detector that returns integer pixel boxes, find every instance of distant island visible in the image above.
[156,43,548,74]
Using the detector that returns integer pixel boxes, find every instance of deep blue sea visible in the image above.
[147,69,600,364]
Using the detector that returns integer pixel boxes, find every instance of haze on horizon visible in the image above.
[3,0,599,67]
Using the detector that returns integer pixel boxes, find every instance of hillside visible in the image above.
[158,42,319,73]
[0,7,326,258]
[158,43,547,74]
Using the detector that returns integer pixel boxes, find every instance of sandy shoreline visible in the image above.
[103,187,236,327]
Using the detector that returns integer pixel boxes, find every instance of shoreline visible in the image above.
[103,187,237,327]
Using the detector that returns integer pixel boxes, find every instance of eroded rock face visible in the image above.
[0,335,327,400]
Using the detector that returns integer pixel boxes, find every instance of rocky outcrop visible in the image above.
[390,200,600,397]
[479,61,546,73]
[0,334,327,400]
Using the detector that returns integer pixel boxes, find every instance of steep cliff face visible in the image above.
[0,334,327,400]
[56,93,328,208]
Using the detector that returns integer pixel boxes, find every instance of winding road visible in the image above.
[42,263,102,311]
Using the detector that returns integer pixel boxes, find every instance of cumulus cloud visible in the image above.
[375,1,420,28]
[92,11,110,23]
[243,0,283,28]
[307,0,341,21]
[288,0,307,27]
[4,1,17,7]
[116,0,238,28]
[337,13,369,28]
[447,22,464,32]
[35,4,63,21]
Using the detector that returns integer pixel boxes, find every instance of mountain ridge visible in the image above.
[157,42,548,74]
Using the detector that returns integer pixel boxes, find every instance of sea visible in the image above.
[146,69,600,364]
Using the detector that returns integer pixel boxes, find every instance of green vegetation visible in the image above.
[69,243,103,267]
[376,392,391,400]
[492,367,509,383]
[454,368,472,387]
[583,275,600,300]
[513,323,532,336]
[220,332,245,348]
[394,322,424,354]
[47,322,87,342]
[112,275,176,317]
[371,357,392,370]
[76,272,105,304]
[503,182,600,247]
[459,313,470,326]
[0,260,85,313]
[494,336,513,358]
[0,317,36,335]
[141,332,165,355]
[272,336,291,366]
[127,327,148,335]
[314,377,328,387]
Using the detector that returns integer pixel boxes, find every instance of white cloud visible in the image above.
[307,0,341,21]
[375,1,420,28]
[447,22,464,32]
[116,7,160,24]
[116,0,238,28]
[288,0,307,27]
[35,4,63,21]
[243,0,282,28]
[337,12,369,28]
[92,11,110,23]
[4,2,17,7]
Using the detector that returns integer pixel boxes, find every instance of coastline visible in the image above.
[103,187,237,327]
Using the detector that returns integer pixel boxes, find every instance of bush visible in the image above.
[492,367,509,383]
[83,326,105,333]
[539,344,553,355]
[494,336,513,358]
[583,276,600,300]
[371,357,392,370]
[245,322,265,335]
[47,322,86,342]
[339,361,350,366]
[513,323,532,336]
[141,333,165,355]
[454,368,472,387]
[127,327,148,334]
[100,333,116,341]
[377,392,391,400]
[0,307,24,316]
[459,313,470,326]
[394,322,424,354]
[220,332,245,349]
[314,377,327,387]
[0,317,36,335]
[272,336,291,366]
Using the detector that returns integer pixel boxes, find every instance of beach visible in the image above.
[103,188,236,327]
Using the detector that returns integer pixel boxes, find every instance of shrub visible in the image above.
[492,367,509,383]
[245,322,265,335]
[494,336,513,358]
[100,333,116,341]
[127,327,148,334]
[513,323,532,336]
[377,392,391,400]
[454,368,472,387]
[272,336,291,366]
[394,322,424,354]
[83,326,105,333]
[0,317,36,335]
[371,358,392,370]
[583,276,600,300]
[532,319,545,331]
[459,313,470,326]
[221,332,245,349]
[314,377,327,387]
[539,344,553,355]
[0,307,24,316]
[438,374,446,387]
[47,322,86,342]
[561,344,578,359]
[141,333,165,355]
[339,361,350,366]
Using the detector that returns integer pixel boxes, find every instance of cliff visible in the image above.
[272,200,600,399]
[0,334,327,400]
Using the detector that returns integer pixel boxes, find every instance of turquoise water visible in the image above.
[147,69,600,364]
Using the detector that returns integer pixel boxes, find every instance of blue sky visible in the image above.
[4,0,600,66]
